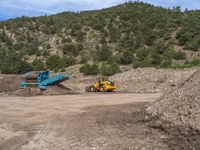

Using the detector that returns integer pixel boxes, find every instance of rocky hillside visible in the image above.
[1,2,200,74]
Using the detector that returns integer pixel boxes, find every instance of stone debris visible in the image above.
[111,68,197,93]
[147,69,200,130]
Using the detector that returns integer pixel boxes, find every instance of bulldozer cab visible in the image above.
[94,76,109,89]
[97,76,108,83]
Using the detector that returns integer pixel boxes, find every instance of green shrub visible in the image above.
[42,50,50,57]
[100,61,121,76]
[109,62,121,75]
[0,31,7,42]
[79,50,90,64]
[26,48,37,56]
[62,44,78,56]
[109,29,118,43]
[14,42,24,51]
[75,31,85,42]
[95,45,112,61]
[161,59,172,68]
[61,56,76,67]
[171,58,200,69]
[133,58,140,69]
[77,44,84,51]
[61,37,67,43]
[80,64,90,74]
[135,31,145,48]
[173,51,187,60]
[190,58,200,66]
[0,49,32,74]
[135,48,150,61]
[153,42,170,54]
[100,62,110,76]
[149,49,162,66]
[31,59,45,71]
[161,48,174,67]
[46,55,62,70]
[45,44,51,49]
[60,68,66,72]
[80,64,99,75]
[35,50,41,56]
[178,32,192,46]
[66,38,72,43]
[100,37,107,44]
[171,64,192,69]
[119,50,134,65]
[184,41,200,51]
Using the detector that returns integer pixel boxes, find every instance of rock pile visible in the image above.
[111,68,197,93]
[0,75,22,94]
[147,69,200,130]
[43,84,75,95]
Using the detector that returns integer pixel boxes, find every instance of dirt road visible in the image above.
[0,93,168,150]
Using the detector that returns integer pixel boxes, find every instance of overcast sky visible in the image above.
[1,0,200,21]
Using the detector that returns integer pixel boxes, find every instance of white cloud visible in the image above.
[0,0,125,14]
[1,0,200,20]
[1,0,200,15]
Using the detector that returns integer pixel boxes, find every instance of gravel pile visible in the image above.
[147,69,200,129]
[111,68,197,93]
[0,75,22,93]
[43,84,75,95]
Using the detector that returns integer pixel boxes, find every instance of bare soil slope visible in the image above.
[0,75,21,94]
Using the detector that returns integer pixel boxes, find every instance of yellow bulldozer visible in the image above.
[85,76,117,92]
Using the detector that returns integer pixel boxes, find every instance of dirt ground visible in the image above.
[0,91,200,150]
[1,68,200,149]
[0,93,169,150]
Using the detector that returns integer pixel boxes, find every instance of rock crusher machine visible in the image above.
[19,71,69,91]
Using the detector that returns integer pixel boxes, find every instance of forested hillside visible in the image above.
[1,2,200,75]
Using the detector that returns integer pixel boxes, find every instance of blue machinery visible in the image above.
[19,71,69,90]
